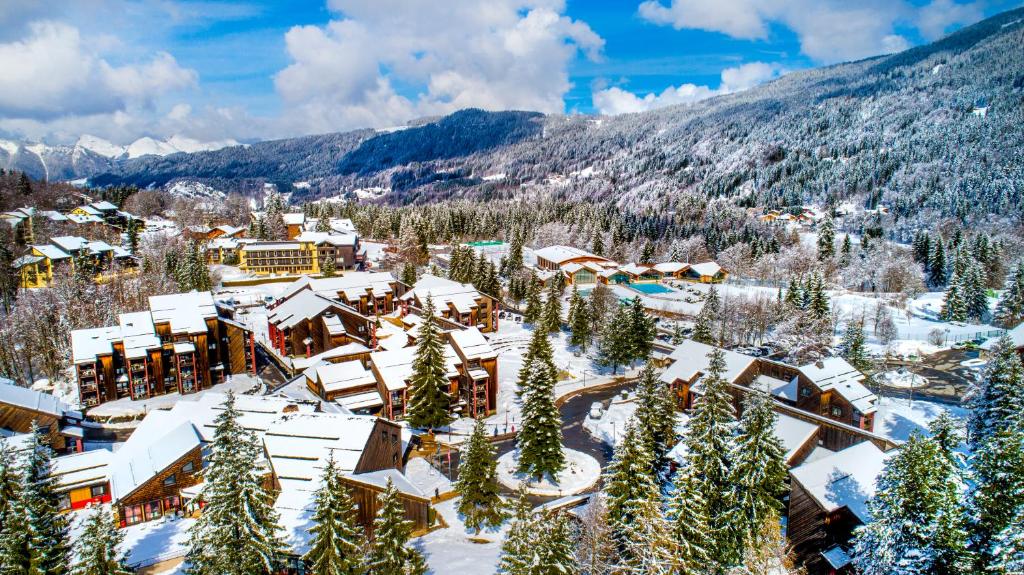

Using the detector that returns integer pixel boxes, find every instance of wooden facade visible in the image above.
[0,405,69,451]
[116,446,203,527]
[338,474,432,534]
[787,481,862,575]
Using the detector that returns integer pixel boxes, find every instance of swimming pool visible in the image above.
[626,283,675,295]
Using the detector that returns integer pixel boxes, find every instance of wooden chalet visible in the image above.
[279,272,405,317]
[0,380,85,452]
[788,442,893,574]
[401,275,497,333]
[51,449,112,511]
[534,245,613,272]
[70,292,254,408]
[267,289,373,358]
[294,231,364,269]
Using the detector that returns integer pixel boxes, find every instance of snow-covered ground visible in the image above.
[582,392,637,447]
[876,368,928,389]
[873,395,967,443]
[496,448,601,496]
[406,457,454,499]
[417,497,511,575]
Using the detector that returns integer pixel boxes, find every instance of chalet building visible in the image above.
[401,275,497,333]
[561,261,609,285]
[685,261,728,283]
[0,380,86,452]
[282,273,405,316]
[368,327,498,420]
[294,231,365,269]
[534,245,614,271]
[70,201,138,230]
[15,236,137,288]
[670,410,820,469]
[660,340,879,451]
[51,449,112,511]
[304,359,380,405]
[652,262,689,279]
[207,224,246,239]
[283,213,306,239]
[14,244,71,288]
[266,289,374,358]
[109,410,204,526]
[1,207,35,244]
[70,292,254,408]
[788,442,893,574]
[618,263,664,282]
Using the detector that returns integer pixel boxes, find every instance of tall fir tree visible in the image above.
[966,334,1024,449]
[516,323,556,392]
[185,392,284,575]
[454,418,504,534]
[365,479,426,575]
[541,280,562,334]
[405,296,452,431]
[602,422,660,562]
[930,241,948,287]
[626,297,655,362]
[631,362,677,473]
[8,423,71,575]
[498,487,533,575]
[568,287,592,350]
[523,275,543,325]
[303,454,364,575]
[400,261,417,286]
[682,348,738,566]
[963,260,990,322]
[841,320,871,373]
[991,507,1024,575]
[942,273,968,322]
[596,304,632,374]
[0,438,18,534]
[970,428,1024,571]
[993,259,1024,329]
[516,359,565,481]
[727,391,787,553]
[693,286,720,344]
[807,273,831,321]
[667,466,713,574]
[817,215,836,260]
[70,506,131,575]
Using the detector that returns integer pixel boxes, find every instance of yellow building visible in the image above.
[15,244,72,288]
[238,241,321,275]
[14,238,138,288]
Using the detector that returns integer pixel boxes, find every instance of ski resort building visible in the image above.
[0,379,86,452]
[400,274,497,333]
[70,292,255,408]
[14,235,138,288]
[235,232,363,276]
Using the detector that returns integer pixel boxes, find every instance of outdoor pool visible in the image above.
[627,282,675,295]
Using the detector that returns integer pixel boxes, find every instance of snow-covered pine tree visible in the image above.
[969,428,1024,571]
[400,261,417,287]
[566,286,580,331]
[841,320,871,373]
[784,278,803,310]
[929,241,948,287]
[71,506,131,575]
[626,296,655,362]
[631,362,677,473]
[366,479,426,575]
[321,255,337,278]
[303,454,364,575]
[693,286,720,344]
[316,208,331,232]
[807,273,831,321]
[853,432,969,575]
[596,304,632,374]
[966,334,1024,448]
[727,391,787,553]
[942,273,968,322]
[569,288,592,351]
[185,392,284,575]
[817,215,835,260]
[991,506,1024,575]
[405,296,452,432]
[498,486,533,575]
[0,438,18,534]
[523,275,543,325]
[602,422,660,563]
[14,423,71,575]
[533,511,579,575]
[516,360,565,481]
[964,260,990,322]
[541,280,562,334]
[683,347,738,564]
[993,259,1024,329]
[516,322,556,392]
[666,466,712,574]
[841,234,852,266]
[454,418,504,534]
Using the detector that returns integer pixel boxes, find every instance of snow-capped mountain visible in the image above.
[0,134,240,181]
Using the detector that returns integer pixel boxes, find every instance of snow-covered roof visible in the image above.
[71,326,119,363]
[50,449,111,491]
[166,392,314,443]
[77,205,102,216]
[280,271,396,304]
[51,235,89,252]
[290,342,372,372]
[753,373,799,402]
[370,344,460,392]
[618,263,652,276]
[149,291,217,334]
[66,214,104,224]
[799,358,877,414]
[294,231,358,247]
[13,254,43,268]
[263,413,381,484]
[821,546,853,570]
[268,289,341,330]
[534,245,606,265]
[90,200,118,211]
[241,241,305,252]
[40,211,68,222]
[688,261,723,277]
[402,275,484,314]
[0,380,77,418]
[448,327,496,361]
[653,262,688,274]
[29,244,70,261]
[282,213,306,226]
[313,361,377,394]
[660,339,756,386]
[213,225,244,236]
[789,441,892,523]
[85,240,114,254]
[108,411,201,501]
[774,413,819,463]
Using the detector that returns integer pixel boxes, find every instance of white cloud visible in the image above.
[0,20,196,120]
[274,0,603,134]
[636,0,932,63]
[917,0,984,41]
[593,61,782,116]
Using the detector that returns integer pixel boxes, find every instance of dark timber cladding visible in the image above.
[0,380,83,452]
[70,292,254,408]
[339,473,432,534]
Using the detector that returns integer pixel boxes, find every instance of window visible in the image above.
[163,496,181,512]
[831,406,843,417]
[182,461,195,473]
[381,430,388,441]
[124,504,144,526]
[144,500,162,521]
[392,453,399,465]
[90,485,106,498]
[800,387,812,397]
[163,474,177,486]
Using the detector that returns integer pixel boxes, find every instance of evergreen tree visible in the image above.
[71,506,131,575]
[455,418,504,534]
[125,222,140,256]
[682,348,738,565]
[991,507,1024,575]
[498,487,533,575]
[185,392,284,575]
[966,335,1024,448]
[0,439,18,534]
[817,215,836,260]
[807,273,831,321]
[400,261,417,286]
[316,209,331,232]
[841,320,871,373]
[321,255,337,278]
[784,277,803,310]
[517,323,556,391]
[993,260,1024,328]
[626,297,655,361]
[841,234,853,265]
[0,243,18,314]
[963,260,989,322]
[693,287,720,345]
[631,362,676,473]
[942,273,968,322]
[405,296,453,431]
[596,304,632,375]
[17,173,31,197]
[853,433,970,575]
[569,287,593,350]
[1,486,31,575]
[930,241,948,287]
[727,392,787,553]
[603,422,660,560]
[303,454,363,575]
[365,479,426,575]
[666,467,712,574]
[523,276,543,325]
[516,360,564,481]
[970,428,1024,570]
[541,280,562,334]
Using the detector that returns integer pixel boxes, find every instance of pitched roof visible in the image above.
[148,291,217,334]
[534,245,606,265]
[402,275,484,314]
[799,357,877,414]
[267,289,342,330]
[0,380,77,418]
[50,236,89,252]
[659,339,756,386]
[653,262,688,274]
[448,327,496,361]
[688,261,723,277]
[108,411,201,500]
[789,441,892,523]
[313,361,377,395]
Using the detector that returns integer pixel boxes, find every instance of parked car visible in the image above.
[589,402,604,419]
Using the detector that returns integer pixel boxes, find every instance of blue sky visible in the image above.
[0,0,1018,144]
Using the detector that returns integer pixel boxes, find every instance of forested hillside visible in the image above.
[78,8,1024,230]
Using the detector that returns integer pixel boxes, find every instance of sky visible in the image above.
[0,0,1018,145]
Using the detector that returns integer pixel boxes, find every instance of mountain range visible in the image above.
[6,8,1024,227]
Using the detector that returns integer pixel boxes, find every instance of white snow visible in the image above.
[876,369,927,389]
[873,395,967,443]
[496,448,601,497]
[582,392,636,447]
[405,457,453,499]
[417,497,511,575]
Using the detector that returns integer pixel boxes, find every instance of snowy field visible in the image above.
[874,395,967,443]
[417,497,512,575]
